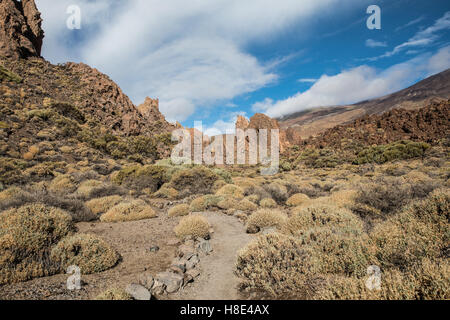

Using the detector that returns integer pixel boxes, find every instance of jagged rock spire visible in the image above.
[0,0,44,59]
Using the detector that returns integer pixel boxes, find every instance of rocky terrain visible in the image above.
[0,0,449,301]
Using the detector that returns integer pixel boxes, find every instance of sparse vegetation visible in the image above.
[95,288,133,300]
[50,234,120,274]
[246,209,287,234]
[174,215,210,239]
[168,203,190,217]
[101,199,157,222]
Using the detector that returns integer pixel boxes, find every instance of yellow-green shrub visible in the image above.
[283,204,364,237]
[101,200,157,222]
[95,288,133,300]
[259,198,277,208]
[246,209,287,233]
[0,204,75,284]
[174,215,210,239]
[237,199,258,211]
[216,184,244,199]
[85,195,123,216]
[49,175,77,194]
[154,185,179,199]
[76,180,103,198]
[286,193,310,207]
[190,196,207,212]
[170,166,219,196]
[51,234,120,274]
[168,204,190,217]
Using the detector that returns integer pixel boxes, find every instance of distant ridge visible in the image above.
[278,69,450,139]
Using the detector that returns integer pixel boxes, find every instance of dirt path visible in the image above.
[172,212,255,300]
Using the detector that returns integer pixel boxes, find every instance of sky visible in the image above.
[36,0,450,136]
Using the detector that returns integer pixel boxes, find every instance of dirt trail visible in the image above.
[172,212,255,300]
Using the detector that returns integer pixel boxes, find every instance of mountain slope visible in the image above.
[278,69,450,139]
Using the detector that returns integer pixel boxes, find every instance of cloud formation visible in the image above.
[368,11,450,61]
[36,0,360,122]
[254,46,450,118]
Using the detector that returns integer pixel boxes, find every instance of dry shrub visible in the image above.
[50,234,120,274]
[0,204,75,284]
[263,183,288,204]
[76,180,103,198]
[370,189,449,270]
[154,184,179,199]
[217,197,240,210]
[85,195,123,216]
[244,194,259,204]
[283,204,364,237]
[190,196,207,212]
[236,233,315,298]
[174,215,210,239]
[111,165,168,193]
[168,204,190,217]
[295,181,321,198]
[259,198,277,208]
[315,258,449,300]
[246,209,287,234]
[237,199,258,211]
[212,179,227,193]
[356,176,441,217]
[0,186,26,202]
[101,199,157,222]
[48,174,77,194]
[329,189,358,208]
[243,184,271,202]
[216,184,244,199]
[170,166,219,197]
[95,288,132,300]
[299,227,375,277]
[286,193,310,207]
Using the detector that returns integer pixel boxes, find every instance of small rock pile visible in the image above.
[125,237,213,300]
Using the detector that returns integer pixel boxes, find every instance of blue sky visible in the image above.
[36,0,450,135]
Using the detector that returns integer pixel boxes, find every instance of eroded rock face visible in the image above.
[235,115,249,130]
[0,0,44,59]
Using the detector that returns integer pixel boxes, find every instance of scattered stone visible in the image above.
[185,254,199,270]
[149,246,160,252]
[156,272,184,294]
[170,263,186,274]
[177,244,196,258]
[151,279,166,296]
[197,239,212,255]
[125,284,151,300]
[246,224,260,234]
[186,268,201,279]
[138,273,154,290]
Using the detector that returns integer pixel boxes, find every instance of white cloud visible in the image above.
[368,12,450,61]
[395,16,425,32]
[203,111,247,137]
[365,39,387,48]
[298,78,318,83]
[254,46,450,118]
[36,0,363,122]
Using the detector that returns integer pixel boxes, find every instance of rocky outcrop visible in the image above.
[303,100,450,149]
[0,0,44,59]
[235,115,249,130]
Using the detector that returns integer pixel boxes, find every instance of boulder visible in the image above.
[125,284,151,300]
[156,272,184,294]
[138,273,154,290]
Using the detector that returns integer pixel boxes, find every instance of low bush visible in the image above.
[259,198,277,208]
[168,204,190,217]
[217,197,240,210]
[263,183,288,204]
[112,165,168,193]
[170,166,219,197]
[216,184,244,199]
[237,199,258,211]
[246,209,287,234]
[286,193,310,207]
[174,215,210,239]
[85,195,124,217]
[95,288,132,300]
[283,204,364,237]
[236,233,315,298]
[101,200,157,222]
[153,184,179,199]
[48,174,77,194]
[0,204,75,284]
[51,234,120,274]
[354,140,430,165]
[190,196,207,212]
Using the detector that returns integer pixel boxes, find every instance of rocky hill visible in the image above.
[300,100,450,150]
[279,69,450,139]
[0,0,175,187]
